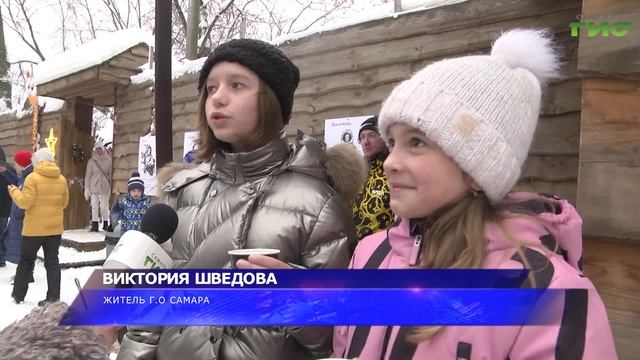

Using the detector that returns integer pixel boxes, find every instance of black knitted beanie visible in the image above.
[198,39,300,123]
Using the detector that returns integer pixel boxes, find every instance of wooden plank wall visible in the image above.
[111,72,200,194]
[280,0,582,203]
[0,102,98,229]
[0,109,65,165]
[576,0,640,79]
[59,98,94,229]
[579,79,640,240]
[575,0,640,241]
[0,110,37,158]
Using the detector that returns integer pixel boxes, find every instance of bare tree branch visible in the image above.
[18,0,46,60]
[299,1,345,32]
[82,0,98,39]
[198,0,236,51]
[285,2,312,34]
[102,0,126,30]
[137,0,143,27]
[9,59,39,65]
[1,0,46,61]
[173,0,188,35]
[57,0,68,50]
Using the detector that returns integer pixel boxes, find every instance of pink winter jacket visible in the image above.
[333,193,617,360]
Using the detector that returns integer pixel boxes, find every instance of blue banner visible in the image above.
[61,288,565,326]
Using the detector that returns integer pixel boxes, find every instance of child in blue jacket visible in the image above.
[106,172,150,255]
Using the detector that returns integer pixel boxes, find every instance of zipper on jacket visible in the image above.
[409,234,423,266]
[198,176,216,207]
[408,217,435,266]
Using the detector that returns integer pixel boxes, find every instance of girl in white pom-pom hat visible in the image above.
[333,29,617,359]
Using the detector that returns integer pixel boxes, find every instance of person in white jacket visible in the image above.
[84,142,112,232]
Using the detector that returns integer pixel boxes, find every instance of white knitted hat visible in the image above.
[379,29,560,203]
[32,148,55,165]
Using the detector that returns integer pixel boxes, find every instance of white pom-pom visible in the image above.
[491,28,560,86]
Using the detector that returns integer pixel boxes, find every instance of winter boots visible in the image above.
[90,221,99,232]
[38,298,60,307]
[102,221,109,231]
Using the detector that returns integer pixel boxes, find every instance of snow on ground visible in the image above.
[1,231,106,329]
[63,229,109,243]
[0,262,119,357]
[37,246,106,264]
[0,262,100,330]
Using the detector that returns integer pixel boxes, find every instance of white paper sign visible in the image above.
[138,133,157,195]
[183,131,199,157]
[324,115,373,154]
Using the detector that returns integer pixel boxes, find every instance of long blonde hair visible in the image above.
[408,192,551,342]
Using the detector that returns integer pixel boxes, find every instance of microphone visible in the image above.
[103,204,179,270]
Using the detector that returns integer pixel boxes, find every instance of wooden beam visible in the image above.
[37,67,99,97]
[49,80,114,99]
[98,66,132,86]
[108,57,145,72]
[130,44,150,58]
[94,94,116,107]
[577,78,640,240]
[577,0,640,77]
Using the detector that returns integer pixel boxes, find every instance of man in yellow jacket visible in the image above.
[8,148,69,306]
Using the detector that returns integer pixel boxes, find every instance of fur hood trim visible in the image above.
[0,302,108,360]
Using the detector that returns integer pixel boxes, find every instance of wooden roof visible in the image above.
[36,44,149,107]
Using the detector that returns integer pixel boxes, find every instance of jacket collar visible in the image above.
[367,148,389,164]
[214,135,291,184]
[387,217,435,264]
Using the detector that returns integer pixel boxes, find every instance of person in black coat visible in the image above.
[0,145,19,267]
[5,150,34,265]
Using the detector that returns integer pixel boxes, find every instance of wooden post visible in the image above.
[576,0,640,241]
[155,0,173,169]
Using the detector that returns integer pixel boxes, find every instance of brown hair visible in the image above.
[195,80,284,161]
[408,193,554,342]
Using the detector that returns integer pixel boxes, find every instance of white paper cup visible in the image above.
[228,248,281,268]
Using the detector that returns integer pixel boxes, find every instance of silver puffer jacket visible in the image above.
[117,133,366,360]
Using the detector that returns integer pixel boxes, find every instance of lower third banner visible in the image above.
[60,287,565,326]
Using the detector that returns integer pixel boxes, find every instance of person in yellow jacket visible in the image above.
[7,148,69,306]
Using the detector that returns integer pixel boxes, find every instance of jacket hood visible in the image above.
[35,161,61,178]
[389,193,584,272]
[157,131,367,206]
[287,131,367,206]
[490,192,583,271]
[0,301,108,359]
[91,147,109,160]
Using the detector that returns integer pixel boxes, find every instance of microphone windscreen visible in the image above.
[140,204,179,244]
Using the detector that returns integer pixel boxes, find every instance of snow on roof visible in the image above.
[33,28,153,86]
[273,0,468,45]
[14,96,66,118]
[40,96,66,113]
[130,56,207,85]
